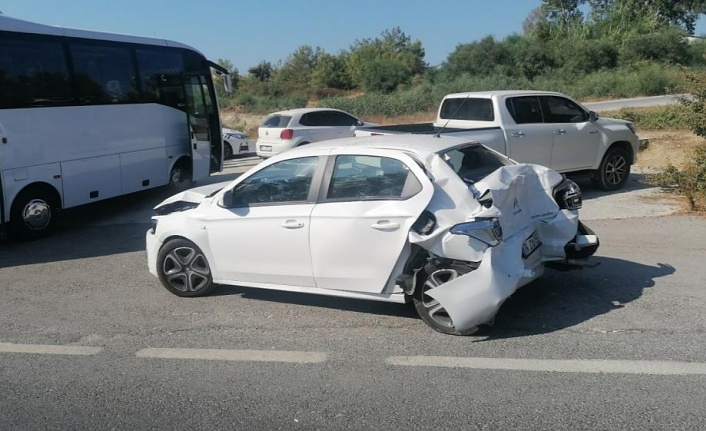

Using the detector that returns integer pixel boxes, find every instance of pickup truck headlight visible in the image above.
[553,178,582,210]
[626,122,636,135]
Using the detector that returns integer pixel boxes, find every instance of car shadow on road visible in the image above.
[210,285,419,319]
[475,256,675,340]
[571,172,655,199]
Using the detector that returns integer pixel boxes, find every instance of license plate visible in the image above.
[260,145,272,152]
[522,231,542,259]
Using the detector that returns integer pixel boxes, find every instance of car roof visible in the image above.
[283,135,478,159]
[265,107,349,116]
[443,90,565,99]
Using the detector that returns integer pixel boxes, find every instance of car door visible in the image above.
[309,150,434,293]
[327,111,363,138]
[540,95,601,171]
[298,111,339,142]
[205,156,322,287]
[503,96,554,167]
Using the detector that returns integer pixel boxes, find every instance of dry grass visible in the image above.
[635,129,706,170]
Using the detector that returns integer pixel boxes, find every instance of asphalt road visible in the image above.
[583,94,685,112]
[1,157,705,430]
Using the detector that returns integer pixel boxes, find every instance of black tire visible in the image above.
[412,261,478,336]
[9,187,59,241]
[169,159,193,191]
[157,238,216,297]
[223,141,233,159]
[592,147,631,191]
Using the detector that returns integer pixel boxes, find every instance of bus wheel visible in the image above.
[169,159,192,190]
[9,187,59,241]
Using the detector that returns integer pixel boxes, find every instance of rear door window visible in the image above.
[506,96,544,124]
[326,155,422,201]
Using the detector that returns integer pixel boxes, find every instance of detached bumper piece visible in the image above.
[547,221,600,271]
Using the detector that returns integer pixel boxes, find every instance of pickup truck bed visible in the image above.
[357,123,501,135]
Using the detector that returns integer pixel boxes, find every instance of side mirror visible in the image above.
[589,111,599,122]
[223,74,233,93]
[221,189,244,208]
[222,189,234,207]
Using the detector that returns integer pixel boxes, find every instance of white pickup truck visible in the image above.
[355,90,640,190]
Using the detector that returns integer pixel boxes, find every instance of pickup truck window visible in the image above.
[543,96,588,123]
[441,145,509,185]
[506,97,544,124]
[439,98,494,121]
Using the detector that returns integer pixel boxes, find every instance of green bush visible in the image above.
[606,105,692,130]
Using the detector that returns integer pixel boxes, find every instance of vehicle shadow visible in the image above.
[210,285,419,320]
[570,172,655,199]
[475,256,675,340]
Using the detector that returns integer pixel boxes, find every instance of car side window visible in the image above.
[230,157,319,206]
[299,111,328,126]
[506,96,543,124]
[327,111,360,126]
[542,96,588,123]
[326,155,422,201]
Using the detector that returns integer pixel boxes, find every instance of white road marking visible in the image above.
[0,342,102,356]
[136,348,327,364]
[386,356,706,375]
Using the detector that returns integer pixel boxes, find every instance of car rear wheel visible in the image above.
[412,262,478,336]
[592,147,631,191]
[157,238,216,297]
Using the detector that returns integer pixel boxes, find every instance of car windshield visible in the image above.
[440,144,510,184]
[262,115,291,128]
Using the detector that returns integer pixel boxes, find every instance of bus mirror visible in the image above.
[223,75,233,93]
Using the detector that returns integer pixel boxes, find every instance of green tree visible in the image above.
[362,58,412,93]
[346,27,425,90]
[248,61,274,82]
[310,53,352,93]
[444,36,513,76]
[275,45,324,93]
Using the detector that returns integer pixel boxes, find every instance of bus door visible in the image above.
[0,121,5,225]
[184,75,211,181]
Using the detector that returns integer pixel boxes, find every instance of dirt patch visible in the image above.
[635,129,706,170]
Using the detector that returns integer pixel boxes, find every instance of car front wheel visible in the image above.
[157,238,216,297]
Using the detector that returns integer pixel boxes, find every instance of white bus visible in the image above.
[0,15,230,239]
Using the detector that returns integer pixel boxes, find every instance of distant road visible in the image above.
[583,94,687,111]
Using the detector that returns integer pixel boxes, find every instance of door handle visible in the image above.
[371,220,400,231]
[553,129,566,135]
[510,131,525,138]
[1,137,6,144]
[589,130,599,134]
[281,220,304,229]
[193,143,198,150]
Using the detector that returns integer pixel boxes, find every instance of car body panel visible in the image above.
[309,149,434,293]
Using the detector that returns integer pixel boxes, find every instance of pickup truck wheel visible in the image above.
[593,147,631,191]
[412,262,478,336]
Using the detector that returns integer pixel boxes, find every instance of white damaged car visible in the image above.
[146,135,599,335]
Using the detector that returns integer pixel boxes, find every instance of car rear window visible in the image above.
[439,98,494,121]
[440,145,510,184]
[262,115,291,128]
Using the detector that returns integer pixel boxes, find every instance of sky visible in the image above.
[2,0,706,74]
